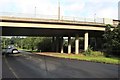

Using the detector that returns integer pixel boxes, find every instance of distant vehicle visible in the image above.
[2,45,19,55]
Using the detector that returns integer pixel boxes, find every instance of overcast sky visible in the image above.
[0,0,119,19]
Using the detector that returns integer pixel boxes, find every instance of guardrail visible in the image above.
[0,12,104,23]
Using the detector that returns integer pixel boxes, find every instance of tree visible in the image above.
[103,23,120,56]
[103,24,113,54]
[2,37,11,48]
[111,23,120,54]
[37,37,52,52]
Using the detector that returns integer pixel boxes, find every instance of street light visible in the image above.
[34,6,36,17]
[94,13,96,22]
[34,0,37,17]
[58,0,60,20]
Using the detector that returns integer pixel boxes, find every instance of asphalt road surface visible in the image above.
[2,51,119,78]
[0,51,2,79]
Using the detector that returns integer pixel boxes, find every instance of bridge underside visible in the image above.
[2,27,103,37]
[1,26,104,54]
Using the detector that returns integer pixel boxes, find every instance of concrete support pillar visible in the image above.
[56,37,59,52]
[75,34,79,54]
[52,37,55,52]
[84,32,88,51]
[68,36,71,54]
[60,37,64,53]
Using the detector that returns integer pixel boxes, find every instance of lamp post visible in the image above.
[94,13,96,22]
[34,6,36,17]
[118,1,120,20]
[58,0,60,20]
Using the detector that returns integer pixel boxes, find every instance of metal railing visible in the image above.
[0,12,104,23]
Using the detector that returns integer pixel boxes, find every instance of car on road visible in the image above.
[2,45,19,55]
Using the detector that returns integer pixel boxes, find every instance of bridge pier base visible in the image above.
[75,34,79,54]
[84,32,88,51]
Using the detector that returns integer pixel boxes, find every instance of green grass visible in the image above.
[18,48,31,51]
[18,48,38,52]
[45,53,119,65]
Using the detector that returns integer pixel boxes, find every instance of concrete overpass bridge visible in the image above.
[0,15,119,54]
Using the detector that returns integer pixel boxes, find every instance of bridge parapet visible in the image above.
[0,12,119,27]
[0,12,104,23]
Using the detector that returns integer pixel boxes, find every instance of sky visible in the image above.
[0,0,119,20]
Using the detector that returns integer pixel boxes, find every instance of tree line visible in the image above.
[2,37,53,52]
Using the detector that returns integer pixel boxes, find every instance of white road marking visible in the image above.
[4,55,20,79]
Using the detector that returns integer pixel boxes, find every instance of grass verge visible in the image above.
[18,48,119,65]
[37,53,119,65]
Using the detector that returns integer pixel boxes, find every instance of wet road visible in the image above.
[2,51,119,78]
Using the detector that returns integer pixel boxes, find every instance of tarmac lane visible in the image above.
[2,52,119,79]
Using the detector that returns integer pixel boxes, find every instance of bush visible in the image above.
[83,46,105,57]
[90,51,104,57]
[84,46,93,56]
[37,38,52,52]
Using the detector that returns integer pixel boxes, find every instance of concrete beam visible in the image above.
[84,32,88,51]
[75,34,79,54]
[68,36,71,54]
[0,22,106,31]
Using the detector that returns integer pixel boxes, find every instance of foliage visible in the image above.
[84,46,93,56]
[83,46,104,57]
[1,37,52,52]
[111,24,120,54]
[37,37,52,52]
[2,38,11,48]
[103,24,120,56]
[102,24,113,53]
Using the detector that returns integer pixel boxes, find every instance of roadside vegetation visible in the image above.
[2,37,52,52]
[38,52,119,65]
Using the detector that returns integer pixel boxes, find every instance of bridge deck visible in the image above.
[0,16,106,27]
